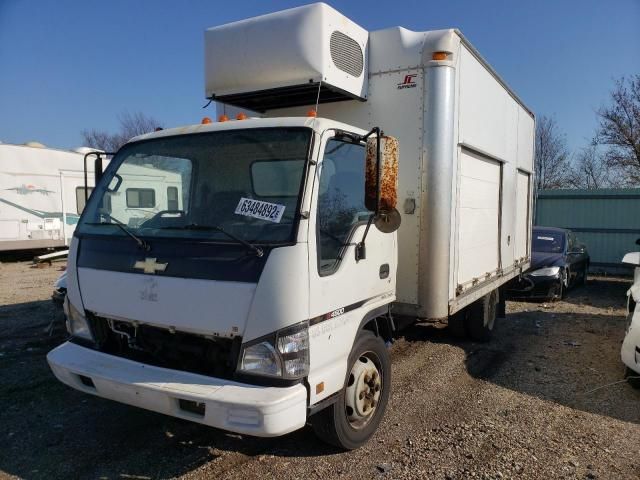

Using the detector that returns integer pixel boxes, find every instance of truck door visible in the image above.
[306,133,396,404]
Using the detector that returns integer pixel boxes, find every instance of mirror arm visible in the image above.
[356,127,383,262]
[83,151,115,202]
[356,215,375,262]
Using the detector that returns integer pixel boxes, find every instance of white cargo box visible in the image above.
[204,3,368,112]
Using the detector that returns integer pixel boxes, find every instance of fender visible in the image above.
[358,304,394,342]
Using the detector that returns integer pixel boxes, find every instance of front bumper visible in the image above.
[506,274,560,299]
[47,342,308,437]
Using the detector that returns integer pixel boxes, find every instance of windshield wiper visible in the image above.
[161,224,264,257]
[86,217,150,251]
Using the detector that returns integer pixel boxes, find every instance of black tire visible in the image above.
[311,330,391,450]
[558,268,569,300]
[578,264,588,286]
[448,310,467,338]
[466,290,498,342]
[625,367,640,389]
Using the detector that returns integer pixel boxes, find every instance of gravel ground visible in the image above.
[1,259,639,479]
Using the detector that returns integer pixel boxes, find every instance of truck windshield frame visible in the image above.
[76,127,313,246]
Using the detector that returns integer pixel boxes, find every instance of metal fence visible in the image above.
[535,188,640,274]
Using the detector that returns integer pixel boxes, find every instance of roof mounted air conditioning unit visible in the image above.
[204,3,368,112]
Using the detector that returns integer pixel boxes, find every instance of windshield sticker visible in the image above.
[235,197,286,223]
[537,236,554,241]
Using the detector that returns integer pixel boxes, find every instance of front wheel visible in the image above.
[311,330,391,450]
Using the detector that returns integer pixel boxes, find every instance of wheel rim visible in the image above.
[483,292,497,330]
[345,352,382,430]
[562,269,569,288]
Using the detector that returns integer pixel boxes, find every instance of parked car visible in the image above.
[507,226,589,300]
[621,247,640,389]
[51,270,67,306]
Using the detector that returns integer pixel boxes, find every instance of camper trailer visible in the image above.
[0,143,98,251]
[0,143,183,251]
[48,3,534,449]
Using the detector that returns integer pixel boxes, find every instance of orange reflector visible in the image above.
[307,109,317,118]
[218,114,229,122]
[236,112,248,120]
[201,117,212,124]
[316,382,324,395]
[432,51,448,61]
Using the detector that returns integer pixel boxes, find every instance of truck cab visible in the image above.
[48,116,399,449]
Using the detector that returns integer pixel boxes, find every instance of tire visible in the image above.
[448,310,467,338]
[625,367,640,389]
[578,264,588,286]
[558,268,569,300]
[466,290,498,342]
[311,330,391,450]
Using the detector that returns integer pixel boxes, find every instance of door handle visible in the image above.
[379,264,390,279]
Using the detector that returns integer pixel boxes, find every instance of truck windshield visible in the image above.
[77,128,311,244]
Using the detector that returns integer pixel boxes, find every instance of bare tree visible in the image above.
[81,111,161,151]
[595,75,640,183]
[567,145,626,189]
[535,115,571,190]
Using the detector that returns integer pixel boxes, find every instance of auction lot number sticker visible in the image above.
[235,197,286,223]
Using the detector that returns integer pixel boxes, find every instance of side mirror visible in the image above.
[365,134,401,233]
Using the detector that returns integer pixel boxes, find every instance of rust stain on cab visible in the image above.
[365,136,399,212]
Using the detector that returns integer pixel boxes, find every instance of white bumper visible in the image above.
[622,308,640,375]
[47,342,308,437]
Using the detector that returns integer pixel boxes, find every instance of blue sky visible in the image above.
[0,0,638,152]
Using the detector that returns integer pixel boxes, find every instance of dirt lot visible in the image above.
[1,259,639,480]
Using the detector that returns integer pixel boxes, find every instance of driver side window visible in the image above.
[317,139,367,275]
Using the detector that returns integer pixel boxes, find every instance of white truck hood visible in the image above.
[78,268,255,337]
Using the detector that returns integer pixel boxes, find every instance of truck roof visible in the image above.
[129,116,369,144]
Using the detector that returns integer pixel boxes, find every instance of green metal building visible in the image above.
[535,188,640,274]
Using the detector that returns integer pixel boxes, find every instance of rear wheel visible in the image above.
[311,330,391,450]
[577,264,588,286]
[448,310,467,338]
[466,290,498,342]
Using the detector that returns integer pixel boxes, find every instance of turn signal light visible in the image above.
[201,117,212,124]
[307,109,317,117]
[432,51,448,61]
[218,114,229,122]
[236,112,248,120]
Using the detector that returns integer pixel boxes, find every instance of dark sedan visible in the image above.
[507,226,590,300]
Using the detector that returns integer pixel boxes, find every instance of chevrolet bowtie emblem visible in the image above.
[133,257,168,274]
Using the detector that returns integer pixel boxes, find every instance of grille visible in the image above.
[329,31,363,77]
[89,315,241,379]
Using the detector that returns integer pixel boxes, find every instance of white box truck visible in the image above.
[47,3,534,449]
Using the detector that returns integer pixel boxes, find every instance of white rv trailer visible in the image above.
[48,3,534,449]
[0,143,183,251]
[0,143,98,251]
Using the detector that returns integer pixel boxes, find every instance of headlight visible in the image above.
[240,342,282,377]
[64,297,94,341]
[530,266,561,277]
[238,321,309,379]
